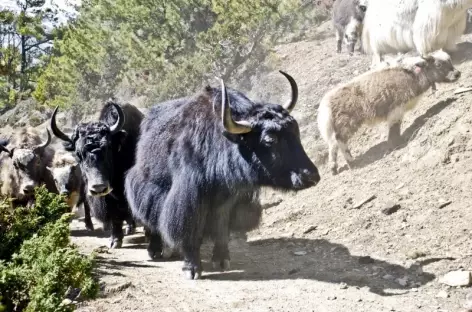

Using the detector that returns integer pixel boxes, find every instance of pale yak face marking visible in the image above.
[11,149,41,196]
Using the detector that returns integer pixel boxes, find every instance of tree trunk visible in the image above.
[20,34,27,92]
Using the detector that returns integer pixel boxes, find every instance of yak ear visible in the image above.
[222,131,245,144]
[115,130,127,152]
[412,57,428,68]
[62,141,75,151]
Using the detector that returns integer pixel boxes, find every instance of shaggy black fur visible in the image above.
[125,81,320,279]
[55,101,143,247]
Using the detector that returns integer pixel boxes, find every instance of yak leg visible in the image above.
[335,28,344,53]
[146,228,174,260]
[109,219,124,249]
[212,201,232,271]
[78,185,94,231]
[124,216,136,235]
[338,141,354,170]
[370,53,383,70]
[82,198,94,231]
[181,210,207,280]
[387,121,402,147]
[328,141,339,175]
[161,173,207,280]
[147,231,164,260]
[144,226,151,243]
[182,232,205,280]
[182,210,207,279]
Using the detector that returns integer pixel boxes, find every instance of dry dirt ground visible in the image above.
[71,21,472,312]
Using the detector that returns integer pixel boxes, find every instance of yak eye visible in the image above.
[263,133,278,146]
[15,163,25,171]
[435,61,442,68]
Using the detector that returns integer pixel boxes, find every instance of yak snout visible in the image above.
[60,189,71,197]
[301,166,321,186]
[22,184,35,196]
[450,70,461,81]
[291,165,321,190]
[88,183,111,196]
[444,69,461,82]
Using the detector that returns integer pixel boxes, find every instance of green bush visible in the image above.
[0,186,69,261]
[0,187,99,311]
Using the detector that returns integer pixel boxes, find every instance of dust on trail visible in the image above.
[73,23,472,312]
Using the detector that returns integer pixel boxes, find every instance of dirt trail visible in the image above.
[74,22,472,312]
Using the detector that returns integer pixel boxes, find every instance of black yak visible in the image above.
[125,71,321,279]
[50,100,143,248]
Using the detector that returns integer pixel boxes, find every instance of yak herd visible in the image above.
[0,0,470,280]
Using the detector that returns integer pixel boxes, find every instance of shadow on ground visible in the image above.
[202,238,442,296]
[70,228,110,238]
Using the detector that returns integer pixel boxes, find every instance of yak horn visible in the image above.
[220,78,252,134]
[0,144,13,157]
[109,103,125,134]
[50,106,72,143]
[279,70,298,113]
[35,129,52,151]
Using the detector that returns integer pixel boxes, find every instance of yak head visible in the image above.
[0,130,52,197]
[46,152,82,208]
[218,71,320,191]
[50,102,126,197]
[407,50,461,83]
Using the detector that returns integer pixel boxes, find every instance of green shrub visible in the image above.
[0,186,69,261]
[0,187,99,311]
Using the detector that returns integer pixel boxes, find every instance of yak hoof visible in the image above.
[161,247,174,259]
[148,250,161,260]
[124,226,135,236]
[184,269,202,280]
[212,260,231,271]
[85,222,94,231]
[330,166,338,175]
[109,238,122,249]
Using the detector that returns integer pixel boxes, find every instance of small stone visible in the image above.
[339,282,348,289]
[396,276,408,287]
[327,295,337,300]
[410,288,418,292]
[303,226,317,234]
[353,194,377,209]
[293,251,307,256]
[288,268,300,275]
[381,202,401,215]
[406,250,428,259]
[383,274,394,280]
[440,270,471,287]
[436,290,449,298]
[438,200,452,209]
[358,256,375,264]
[396,183,405,190]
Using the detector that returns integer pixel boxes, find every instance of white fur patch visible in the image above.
[13,149,34,164]
[430,49,451,62]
